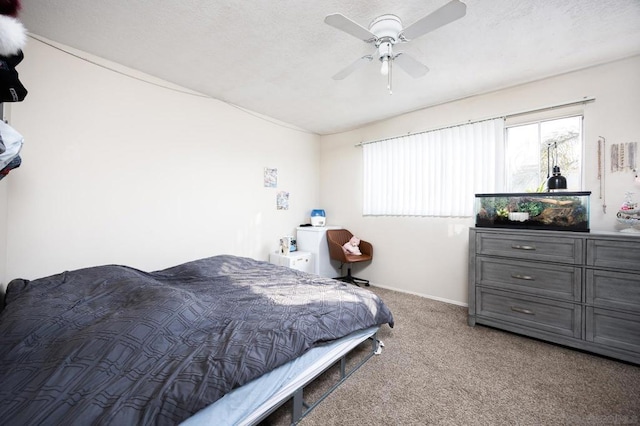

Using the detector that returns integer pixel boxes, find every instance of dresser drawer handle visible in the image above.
[511,274,534,281]
[511,244,536,250]
[511,306,534,315]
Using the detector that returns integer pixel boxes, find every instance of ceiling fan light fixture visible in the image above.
[378,42,393,76]
[380,57,389,76]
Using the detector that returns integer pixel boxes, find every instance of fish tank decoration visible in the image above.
[475,192,591,232]
[616,192,640,233]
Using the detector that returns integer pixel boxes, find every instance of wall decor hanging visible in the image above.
[610,142,637,173]
[598,136,607,213]
[277,191,289,210]
[263,167,277,188]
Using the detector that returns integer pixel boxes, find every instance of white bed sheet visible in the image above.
[181,326,379,426]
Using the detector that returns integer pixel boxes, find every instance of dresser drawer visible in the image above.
[476,288,581,338]
[586,269,640,314]
[586,307,640,354]
[476,257,580,301]
[476,232,582,264]
[586,239,640,272]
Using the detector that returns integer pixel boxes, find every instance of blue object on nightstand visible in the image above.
[310,209,326,226]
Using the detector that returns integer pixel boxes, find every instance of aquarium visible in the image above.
[475,192,591,232]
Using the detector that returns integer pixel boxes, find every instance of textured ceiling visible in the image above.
[17,0,640,135]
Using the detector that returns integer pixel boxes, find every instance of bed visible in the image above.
[0,254,394,425]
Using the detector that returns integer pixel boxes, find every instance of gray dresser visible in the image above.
[468,228,640,364]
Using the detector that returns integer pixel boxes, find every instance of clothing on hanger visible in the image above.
[0,118,23,170]
[0,49,27,102]
[0,153,20,180]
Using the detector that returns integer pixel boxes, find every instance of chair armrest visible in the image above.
[359,240,373,257]
[327,238,348,263]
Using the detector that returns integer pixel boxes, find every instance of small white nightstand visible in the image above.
[269,251,313,274]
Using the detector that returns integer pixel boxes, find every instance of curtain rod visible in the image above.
[356,96,596,147]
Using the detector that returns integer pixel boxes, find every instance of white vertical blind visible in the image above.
[363,118,504,217]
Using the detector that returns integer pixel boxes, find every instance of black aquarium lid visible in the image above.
[475,191,592,197]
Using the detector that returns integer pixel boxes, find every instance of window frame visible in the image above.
[502,112,584,193]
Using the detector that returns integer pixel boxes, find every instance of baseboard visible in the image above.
[368,282,468,308]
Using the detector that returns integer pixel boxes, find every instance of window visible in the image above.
[362,111,584,218]
[363,118,503,217]
[504,115,583,192]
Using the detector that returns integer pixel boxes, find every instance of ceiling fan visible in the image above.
[324,0,467,94]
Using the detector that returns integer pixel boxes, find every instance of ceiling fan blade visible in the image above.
[393,53,429,78]
[400,0,467,41]
[325,13,377,42]
[332,55,374,80]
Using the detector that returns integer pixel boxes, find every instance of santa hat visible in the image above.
[0,0,20,17]
[0,14,26,57]
[0,6,27,102]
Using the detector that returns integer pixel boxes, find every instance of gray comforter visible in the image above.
[0,255,393,425]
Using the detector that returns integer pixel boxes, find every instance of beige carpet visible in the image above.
[263,286,640,425]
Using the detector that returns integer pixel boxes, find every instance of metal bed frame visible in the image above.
[254,333,383,425]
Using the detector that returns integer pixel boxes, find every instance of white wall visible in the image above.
[1,38,321,291]
[320,55,640,305]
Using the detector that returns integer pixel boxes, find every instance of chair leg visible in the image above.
[334,265,369,287]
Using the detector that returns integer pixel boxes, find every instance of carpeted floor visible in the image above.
[263,286,640,425]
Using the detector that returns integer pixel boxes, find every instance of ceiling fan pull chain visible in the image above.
[388,58,393,94]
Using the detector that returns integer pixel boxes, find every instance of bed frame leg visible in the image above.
[292,388,304,425]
